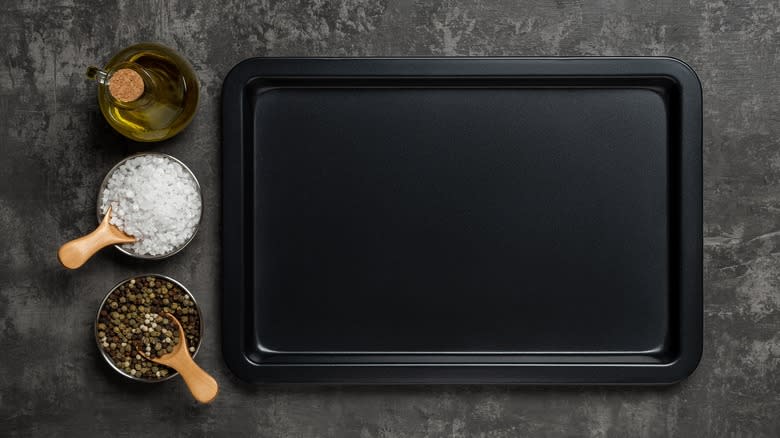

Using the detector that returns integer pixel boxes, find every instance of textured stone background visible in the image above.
[1,0,779,436]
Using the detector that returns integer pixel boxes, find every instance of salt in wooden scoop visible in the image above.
[138,312,219,404]
[58,206,136,269]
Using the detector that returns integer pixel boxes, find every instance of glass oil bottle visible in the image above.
[87,42,200,142]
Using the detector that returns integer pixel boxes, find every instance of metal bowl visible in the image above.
[96,152,203,260]
[94,274,204,382]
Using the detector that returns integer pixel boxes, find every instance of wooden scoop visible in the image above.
[138,313,219,404]
[58,206,136,269]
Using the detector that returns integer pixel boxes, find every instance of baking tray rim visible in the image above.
[221,56,702,384]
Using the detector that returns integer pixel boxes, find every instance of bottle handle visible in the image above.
[86,66,109,84]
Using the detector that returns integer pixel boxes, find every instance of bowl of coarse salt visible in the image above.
[58,153,202,268]
[97,153,202,259]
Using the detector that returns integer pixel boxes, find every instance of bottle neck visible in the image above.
[87,63,155,108]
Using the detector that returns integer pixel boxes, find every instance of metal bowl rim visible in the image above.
[94,273,204,383]
[95,152,203,260]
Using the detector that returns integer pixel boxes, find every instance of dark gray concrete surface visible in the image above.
[1,0,778,436]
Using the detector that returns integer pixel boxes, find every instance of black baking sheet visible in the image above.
[222,58,702,384]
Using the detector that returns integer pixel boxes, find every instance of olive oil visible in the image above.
[87,43,199,142]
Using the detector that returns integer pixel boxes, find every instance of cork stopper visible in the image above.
[108,68,144,102]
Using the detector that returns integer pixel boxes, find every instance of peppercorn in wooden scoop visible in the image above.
[58,206,136,269]
[138,312,218,404]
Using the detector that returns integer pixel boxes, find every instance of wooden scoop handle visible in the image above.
[159,348,219,404]
[141,313,219,404]
[58,206,135,269]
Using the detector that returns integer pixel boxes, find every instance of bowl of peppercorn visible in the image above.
[95,274,203,382]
